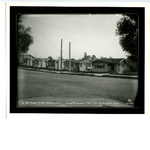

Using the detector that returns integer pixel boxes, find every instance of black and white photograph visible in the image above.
[10,7,144,113]
[3,2,150,150]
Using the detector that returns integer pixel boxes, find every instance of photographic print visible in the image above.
[10,6,144,113]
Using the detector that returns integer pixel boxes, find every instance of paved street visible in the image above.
[17,69,138,107]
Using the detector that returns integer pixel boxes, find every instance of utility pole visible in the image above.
[60,39,63,73]
[69,42,71,73]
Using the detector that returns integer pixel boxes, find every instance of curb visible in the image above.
[19,67,138,79]
[100,75,138,79]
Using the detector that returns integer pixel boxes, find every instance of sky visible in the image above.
[21,14,127,60]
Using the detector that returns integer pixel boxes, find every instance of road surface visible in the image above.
[17,69,138,107]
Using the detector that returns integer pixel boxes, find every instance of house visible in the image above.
[92,58,128,74]
[105,58,128,74]
[79,59,92,72]
[43,58,49,68]
[22,54,34,67]
[116,59,128,74]
[47,59,56,70]
[55,58,65,70]
[63,59,80,72]
[32,58,43,68]
[92,59,109,73]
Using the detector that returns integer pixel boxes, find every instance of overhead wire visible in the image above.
[23,21,59,52]
[22,16,120,59]
[30,17,102,40]
[23,16,116,60]
[24,16,61,52]
[22,17,73,59]
[23,16,112,56]
[29,18,108,47]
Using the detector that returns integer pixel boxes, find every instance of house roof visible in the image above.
[92,59,108,64]
[92,58,125,64]
[24,54,34,59]
[80,59,92,63]
[107,58,124,64]
[44,58,57,62]
[44,58,49,62]
[55,59,68,62]
[33,58,43,61]
[47,59,55,62]
[64,59,80,63]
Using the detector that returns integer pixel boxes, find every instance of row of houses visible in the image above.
[21,54,128,74]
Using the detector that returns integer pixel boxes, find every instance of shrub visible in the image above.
[123,70,132,75]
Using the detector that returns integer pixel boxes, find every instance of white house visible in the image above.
[91,58,128,74]
[79,59,92,72]
[32,58,43,68]
[55,57,65,70]
[22,54,34,67]
[63,59,80,71]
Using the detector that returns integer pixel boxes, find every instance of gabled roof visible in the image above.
[24,54,34,59]
[119,58,127,64]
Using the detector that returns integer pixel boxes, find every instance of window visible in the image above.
[65,62,69,67]
[24,59,27,63]
[86,63,91,67]
[103,64,105,68]
[48,61,55,67]
[94,63,105,68]
[33,60,39,65]
[111,65,114,70]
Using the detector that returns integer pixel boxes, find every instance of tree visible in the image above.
[91,55,97,60]
[84,52,87,58]
[48,56,53,60]
[82,52,91,60]
[109,56,113,59]
[100,56,108,60]
[17,15,34,65]
[116,14,138,67]
[126,57,138,72]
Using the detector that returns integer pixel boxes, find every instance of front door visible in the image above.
[111,64,114,70]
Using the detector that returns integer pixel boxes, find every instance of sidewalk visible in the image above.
[19,67,138,79]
